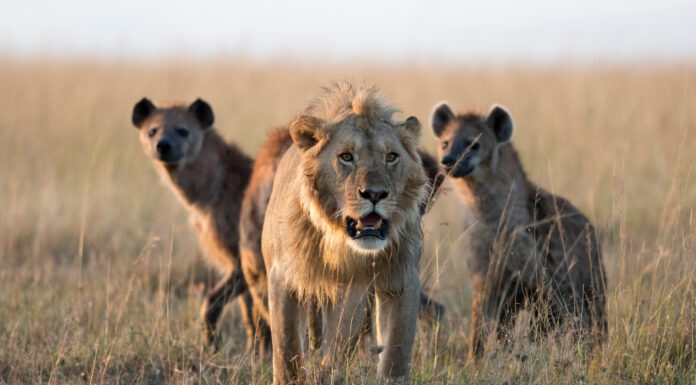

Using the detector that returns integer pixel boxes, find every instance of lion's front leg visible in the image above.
[375,271,419,383]
[321,285,368,366]
[268,265,305,385]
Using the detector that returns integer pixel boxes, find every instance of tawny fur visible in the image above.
[430,102,607,360]
[131,98,264,351]
[262,83,427,384]
[240,127,295,350]
[240,128,445,336]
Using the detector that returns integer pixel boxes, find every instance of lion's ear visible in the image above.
[401,116,421,138]
[430,102,454,138]
[290,115,327,152]
[486,104,514,143]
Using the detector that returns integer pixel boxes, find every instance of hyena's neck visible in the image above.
[453,144,532,228]
[162,131,253,210]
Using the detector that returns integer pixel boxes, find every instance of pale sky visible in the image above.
[1,0,694,63]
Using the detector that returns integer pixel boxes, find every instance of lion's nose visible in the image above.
[359,188,389,203]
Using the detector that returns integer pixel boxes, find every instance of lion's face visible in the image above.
[290,113,426,254]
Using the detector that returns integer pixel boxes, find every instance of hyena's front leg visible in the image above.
[469,276,486,360]
[468,274,506,361]
[268,265,305,385]
[375,270,420,383]
[200,270,247,347]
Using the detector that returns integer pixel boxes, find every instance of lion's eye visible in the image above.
[148,128,158,138]
[386,152,399,163]
[175,127,189,138]
[339,152,353,162]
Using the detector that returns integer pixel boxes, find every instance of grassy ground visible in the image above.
[0,60,694,384]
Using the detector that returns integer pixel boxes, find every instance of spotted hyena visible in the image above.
[430,102,607,359]
[131,98,270,351]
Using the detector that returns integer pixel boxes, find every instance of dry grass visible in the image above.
[0,59,694,384]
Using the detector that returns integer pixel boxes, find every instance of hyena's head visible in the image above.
[430,102,514,178]
[131,98,214,165]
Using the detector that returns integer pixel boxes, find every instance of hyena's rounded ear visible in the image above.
[289,115,327,152]
[188,98,215,129]
[486,104,514,143]
[430,102,455,138]
[132,97,156,128]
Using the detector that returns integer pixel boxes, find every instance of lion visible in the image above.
[261,83,428,384]
[131,98,268,350]
[430,102,607,359]
[240,128,445,352]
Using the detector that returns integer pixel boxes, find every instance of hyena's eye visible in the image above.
[148,128,158,138]
[471,142,480,151]
[441,140,449,150]
[175,128,189,138]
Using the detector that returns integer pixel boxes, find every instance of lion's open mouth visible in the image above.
[345,212,389,240]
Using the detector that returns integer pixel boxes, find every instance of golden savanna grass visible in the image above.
[0,60,694,384]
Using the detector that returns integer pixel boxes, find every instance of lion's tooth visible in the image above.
[374,218,383,229]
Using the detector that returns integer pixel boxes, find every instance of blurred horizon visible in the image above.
[2,0,695,65]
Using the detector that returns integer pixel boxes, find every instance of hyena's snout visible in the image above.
[157,139,171,156]
[441,154,457,169]
[155,138,184,163]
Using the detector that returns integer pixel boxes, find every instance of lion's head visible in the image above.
[289,83,428,254]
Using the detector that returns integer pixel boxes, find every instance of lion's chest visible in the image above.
[283,236,415,302]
